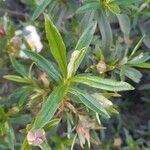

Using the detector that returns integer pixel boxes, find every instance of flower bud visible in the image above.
[8,36,21,56]
[96,61,107,74]
[10,37,22,49]
[39,72,49,88]
[113,138,122,148]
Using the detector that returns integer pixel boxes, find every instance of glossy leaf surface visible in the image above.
[69,87,110,119]
[45,14,67,78]
[71,74,134,91]
[32,0,53,20]
[33,84,66,129]
[24,50,61,82]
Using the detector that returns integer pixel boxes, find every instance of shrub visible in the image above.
[0,0,149,149]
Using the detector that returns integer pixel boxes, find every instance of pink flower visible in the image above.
[76,124,90,148]
[27,129,46,146]
[0,26,5,39]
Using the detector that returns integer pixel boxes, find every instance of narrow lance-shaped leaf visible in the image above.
[23,50,62,82]
[80,12,95,32]
[68,22,97,78]
[69,87,110,119]
[127,53,150,65]
[131,63,150,69]
[92,93,119,114]
[18,87,32,107]
[96,10,112,57]
[44,119,61,131]
[75,21,97,51]
[106,2,121,15]
[45,14,67,78]
[39,141,51,150]
[114,0,140,5]
[71,74,134,91]
[6,124,15,150]
[3,75,32,84]
[76,2,99,14]
[10,57,28,77]
[117,14,131,35]
[124,67,142,83]
[32,0,53,20]
[67,48,86,79]
[92,93,113,108]
[129,35,145,58]
[21,138,32,150]
[33,84,66,129]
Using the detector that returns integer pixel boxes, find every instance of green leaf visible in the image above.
[68,93,81,103]
[23,50,61,82]
[67,48,86,79]
[76,2,99,14]
[117,14,131,35]
[3,75,32,84]
[18,87,32,107]
[67,22,97,78]
[75,22,97,51]
[45,14,67,78]
[132,63,150,69]
[44,119,61,131]
[67,22,96,79]
[32,0,53,20]
[124,67,142,83]
[124,128,138,149]
[107,3,121,15]
[92,93,113,108]
[69,87,110,119]
[92,93,119,114]
[33,84,66,129]
[71,74,134,91]
[10,57,28,77]
[21,138,32,150]
[128,53,150,65]
[129,35,145,58]
[6,124,15,150]
[39,141,51,150]
[0,107,8,125]
[114,0,140,5]
[80,11,95,32]
[96,10,112,56]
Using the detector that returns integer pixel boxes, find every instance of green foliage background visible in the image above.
[0,0,150,149]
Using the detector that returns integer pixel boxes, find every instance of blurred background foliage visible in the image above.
[0,0,150,149]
